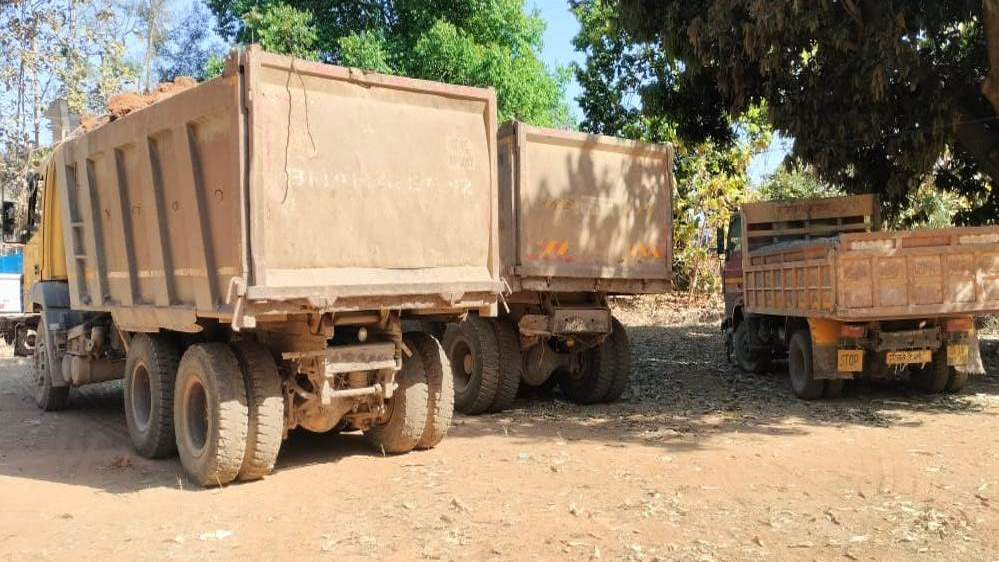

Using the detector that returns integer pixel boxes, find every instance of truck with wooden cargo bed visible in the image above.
[719,194,998,399]
[442,121,674,414]
[4,46,503,485]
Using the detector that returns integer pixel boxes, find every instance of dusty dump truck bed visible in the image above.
[741,195,999,320]
[50,47,501,332]
[497,121,673,293]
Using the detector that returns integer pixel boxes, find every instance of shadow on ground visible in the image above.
[1,324,997,493]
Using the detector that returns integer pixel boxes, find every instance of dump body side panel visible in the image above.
[498,122,673,293]
[743,226,999,320]
[243,49,500,303]
[52,75,243,331]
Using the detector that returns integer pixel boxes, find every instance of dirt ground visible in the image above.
[2,298,998,562]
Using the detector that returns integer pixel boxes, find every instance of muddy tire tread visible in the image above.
[124,333,181,459]
[409,333,454,449]
[364,336,429,454]
[488,319,522,413]
[175,343,248,487]
[231,341,284,481]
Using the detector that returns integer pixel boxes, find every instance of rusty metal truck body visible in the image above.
[19,47,502,484]
[720,194,999,399]
[443,121,673,413]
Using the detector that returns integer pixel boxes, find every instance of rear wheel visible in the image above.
[602,317,632,403]
[733,321,772,374]
[946,370,969,393]
[32,317,69,412]
[488,318,522,413]
[124,334,181,459]
[364,336,429,454]
[174,343,248,487]
[230,341,284,481]
[13,325,32,357]
[557,345,613,405]
[409,332,453,450]
[788,330,823,400]
[824,379,845,399]
[443,316,500,414]
[910,349,950,394]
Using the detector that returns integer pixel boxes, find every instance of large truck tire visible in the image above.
[174,343,248,487]
[230,341,284,481]
[488,318,522,413]
[946,370,969,393]
[788,330,824,400]
[733,321,772,374]
[32,317,69,412]
[409,333,453,449]
[364,336,429,454]
[124,334,181,459]
[13,325,32,357]
[602,317,632,403]
[911,349,950,394]
[557,345,614,405]
[443,316,501,414]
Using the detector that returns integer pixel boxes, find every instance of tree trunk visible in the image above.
[983,0,999,116]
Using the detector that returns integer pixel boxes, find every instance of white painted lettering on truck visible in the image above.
[283,166,475,195]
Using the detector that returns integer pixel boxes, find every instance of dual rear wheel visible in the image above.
[123,333,452,486]
[444,315,632,414]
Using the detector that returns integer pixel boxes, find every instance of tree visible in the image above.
[757,165,844,202]
[571,0,770,293]
[156,2,228,82]
[134,0,170,91]
[205,0,571,127]
[613,0,999,224]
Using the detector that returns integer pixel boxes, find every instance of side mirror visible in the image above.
[1,201,16,243]
[715,226,726,256]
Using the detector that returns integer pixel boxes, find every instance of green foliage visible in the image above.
[757,165,845,202]
[241,2,318,60]
[571,0,770,293]
[206,0,571,127]
[614,0,999,224]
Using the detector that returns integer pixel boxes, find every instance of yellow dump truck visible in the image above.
[443,122,674,413]
[5,46,503,485]
[719,194,999,399]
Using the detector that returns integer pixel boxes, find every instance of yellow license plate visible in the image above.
[837,349,864,372]
[947,344,969,366]
[885,349,932,366]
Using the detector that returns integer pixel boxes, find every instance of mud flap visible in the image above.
[811,344,841,380]
[956,331,985,376]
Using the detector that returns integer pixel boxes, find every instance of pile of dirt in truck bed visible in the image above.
[81,76,198,132]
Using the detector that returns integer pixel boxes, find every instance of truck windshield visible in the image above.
[727,215,742,255]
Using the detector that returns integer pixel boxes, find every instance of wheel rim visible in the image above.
[182,376,209,455]
[32,332,48,401]
[450,340,473,393]
[129,362,153,433]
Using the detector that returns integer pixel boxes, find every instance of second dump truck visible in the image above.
[720,194,999,399]
[443,122,674,413]
[9,47,503,485]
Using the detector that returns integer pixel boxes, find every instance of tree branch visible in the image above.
[983,0,999,116]
[953,107,999,184]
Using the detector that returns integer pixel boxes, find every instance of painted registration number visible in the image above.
[947,344,969,366]
[837,349,864,372]
[885,349,932,366]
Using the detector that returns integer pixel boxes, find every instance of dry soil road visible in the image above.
[1,300,998,562]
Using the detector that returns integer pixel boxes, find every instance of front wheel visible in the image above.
[733,322,771,374]
[32,317,69,412]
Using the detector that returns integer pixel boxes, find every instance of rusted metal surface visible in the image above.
[49,46,501,333]
[497,121,674,294]
[742,199,999,320]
